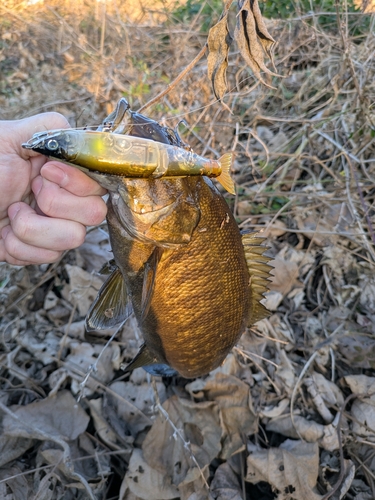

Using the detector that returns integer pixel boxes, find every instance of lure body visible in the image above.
[23,129,235,194]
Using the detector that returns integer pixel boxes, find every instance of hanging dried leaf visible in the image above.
[234,0,278,88]
[250,0,277,63]
[207,13,232,101]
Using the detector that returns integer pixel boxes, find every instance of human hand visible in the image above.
[0,113,107,266]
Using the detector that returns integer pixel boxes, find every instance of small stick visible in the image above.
[138,44,208,114]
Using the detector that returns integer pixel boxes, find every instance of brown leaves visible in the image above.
[246,441,323,500]
[207,15,232,101]
[142,395,222,487]
[207,0,277,100]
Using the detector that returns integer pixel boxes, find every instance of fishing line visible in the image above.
[62,73,261,132]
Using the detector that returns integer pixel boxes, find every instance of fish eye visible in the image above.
[47,139,59,151]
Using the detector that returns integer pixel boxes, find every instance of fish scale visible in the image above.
[106,175,251,378]
[147,179,249,377]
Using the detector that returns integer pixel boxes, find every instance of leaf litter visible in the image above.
[1,0,375,498]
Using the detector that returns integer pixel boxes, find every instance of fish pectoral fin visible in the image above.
[86,267,133,331]
[242,231,273,325]
[140,247,163,322]
[217,153,235,195]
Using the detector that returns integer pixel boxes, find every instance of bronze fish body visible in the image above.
[22,100,272,378]
[83,172,271,378]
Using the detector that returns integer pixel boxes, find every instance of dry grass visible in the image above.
[1,1,375,499]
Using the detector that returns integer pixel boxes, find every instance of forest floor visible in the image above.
[1,1,375,499]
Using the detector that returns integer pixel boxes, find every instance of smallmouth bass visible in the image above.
[23,101,272,378]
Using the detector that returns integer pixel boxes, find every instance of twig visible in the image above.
[150,378,210,490]
[290,324,344,437]
[321,393,357,500]
[77,320,126,402]
[137,44,208,113]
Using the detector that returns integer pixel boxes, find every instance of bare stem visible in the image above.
[137,43,208,114]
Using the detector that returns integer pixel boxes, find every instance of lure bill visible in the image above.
[23,129,235,194]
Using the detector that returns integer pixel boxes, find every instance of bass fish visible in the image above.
[23,129,235,194]
[23,101,271,378]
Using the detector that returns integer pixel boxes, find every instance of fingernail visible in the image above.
[32,176,43,196]
[1,226,11,239]
[42,164,68,187]
[8,203,20,221]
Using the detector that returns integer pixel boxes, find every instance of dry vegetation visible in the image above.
[1,0,375,499]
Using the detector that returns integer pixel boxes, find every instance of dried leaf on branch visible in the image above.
[234,0,278,87]
[207,13,232,100]
[207,0,277,99]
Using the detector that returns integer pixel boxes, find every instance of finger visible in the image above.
[1,225,62,265]
[32,176,107,226]
[41,162,107,196]
[8,202,86,251]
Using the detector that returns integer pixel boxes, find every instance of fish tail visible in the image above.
[217,153,235,195]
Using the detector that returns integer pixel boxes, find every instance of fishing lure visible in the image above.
[23,129,235,194]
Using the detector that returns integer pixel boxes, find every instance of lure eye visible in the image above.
[47,139,59,151]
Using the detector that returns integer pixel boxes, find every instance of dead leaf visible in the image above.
[61,264,104,316]
[88,398,126,449]
[260,398,290,419]
[337,334,375,369]
[0,465,30,500]
[207,13,232,100]
[124,448,180,500]
[246,440,322,500]
[0,435,34,468]
[179,471,212,500]
[266,415,325,442]
[17,330,61,365]
[210,461,243,500]
[3,391,89,441]
[65,341,119,394]
[274,350,296,395]
[344,374,375,396]
[343,375,375,438]
[311,372,344,407]
[186,373,257,459]
[270,254,302,297]
[77,227,112,273]
[234,0,277,88]
[108,380,157,436]
[142,395,222,487]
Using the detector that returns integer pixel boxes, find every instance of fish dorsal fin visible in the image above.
[242,231,273,325]
[86,267,133,331]
[140,247,163,323]
[123,344,176,376]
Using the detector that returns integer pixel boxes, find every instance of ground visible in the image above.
[0,1,375,499]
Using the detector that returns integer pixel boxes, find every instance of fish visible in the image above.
[84,174,272,378]
[23,129,235,194]
[23,101,272,378]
